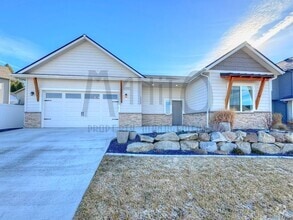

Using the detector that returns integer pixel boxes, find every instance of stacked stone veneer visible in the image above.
[24,112,41,128]
[142,114,172,126]
[119,113,142,127]
[183,112,271,129]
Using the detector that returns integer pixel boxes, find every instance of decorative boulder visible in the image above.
[222,131,237,142]
[117,130,129,144]
[244,133,258,143]
[251,143,280,154]
[220,143,237,153]
[235,131,247,141]
[193,148,208,155]
[214,150,229,155]
[179,133,198,141]
[126,142,154,153]
[211,132,227,142]
[236,142,251,154]
[129,131,137,140]
[199,133,210,141]
[258,131,275,143]
[199,142,217,152]
[285,133,293,143]
[217,122,231,132]
[154,141,180,150]
[281,144,293,154]
[155,132,179,141]
[139,134,154,143]
[180,141,199,151]
[270,132,286,143]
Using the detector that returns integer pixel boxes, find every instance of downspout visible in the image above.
[200,71,210,128]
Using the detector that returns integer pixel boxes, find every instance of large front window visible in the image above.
[230,86,253,111]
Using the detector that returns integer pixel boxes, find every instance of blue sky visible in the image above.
[0,0,292,75]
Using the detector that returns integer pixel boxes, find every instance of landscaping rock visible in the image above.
[281,144,293,154]
[180,141,199,151]
[155,132,179,141]
[214,150,229,155]
[126,142,154,153]
[222,131,237,142]
[285,133,293,143]
[117,130,129,144]
[179,133,198,141]
[154,141,180,150]
[251,143,280,154]
[139,134,154,143]
[217,122,231,132]
[270,132,286,143]
[258,131,275,143]
[211,132,227,142]
[129,131,137,140]
[193,148,208,155]
[199,142,217,152]
[220,143,237,153]
[244,133,258,143]
[235,131,247,141]
[275,142,285,148]
[198,133,210,141]
[236,142,251,154]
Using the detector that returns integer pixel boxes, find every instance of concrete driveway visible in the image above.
[0,128,115,219]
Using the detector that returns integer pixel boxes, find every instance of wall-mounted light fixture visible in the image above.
[124,93,128,99]
[30,91,35,96]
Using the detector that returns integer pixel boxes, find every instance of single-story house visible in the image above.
[14,35,283,128]
[0,65,13,104]
[272,57,293,123]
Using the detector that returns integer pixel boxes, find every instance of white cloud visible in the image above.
[0,34,42,63]
[194,0,293,70]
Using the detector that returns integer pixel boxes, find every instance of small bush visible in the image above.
[212,110,235,127]
[231,148,244,155]
[272,123,288,131]
[272,113,287,130]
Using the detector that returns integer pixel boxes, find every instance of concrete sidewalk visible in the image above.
[0,128,114,219]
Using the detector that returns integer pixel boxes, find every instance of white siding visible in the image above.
[209,72,271,112]
[25,78,141,113]
[142,86,184,114]
[211,49,269,72]
[30,41,139,78]
[185,77,208,113]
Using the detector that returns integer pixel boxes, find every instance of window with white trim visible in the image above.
[164,100,171,115]
[46,93,62,99]
[65,93,81,99]
[229,86,253,112]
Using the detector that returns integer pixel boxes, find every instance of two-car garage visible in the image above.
[42,91,119,127]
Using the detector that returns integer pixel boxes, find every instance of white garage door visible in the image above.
[43,91,119,127]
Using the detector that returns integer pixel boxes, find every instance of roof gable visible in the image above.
[206,42,283,75]
[16,35,145,78]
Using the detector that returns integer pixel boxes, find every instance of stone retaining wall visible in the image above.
[119,113,142,127]
[24,112,41,128]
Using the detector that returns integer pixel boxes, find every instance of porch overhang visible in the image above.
[220,73,274,110]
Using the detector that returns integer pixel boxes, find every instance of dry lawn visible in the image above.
[75,156,293,220]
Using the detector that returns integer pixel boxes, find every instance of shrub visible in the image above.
[212,110,235,127]
[271,113,287,130]
[231,148,244,155]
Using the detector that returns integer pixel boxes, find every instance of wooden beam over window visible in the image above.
[120,80,123,103]
[225,76,233,109]
[255,78,266,110]
[33,77,40,102]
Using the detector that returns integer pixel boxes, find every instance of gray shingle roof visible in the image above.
[277,57,293,71]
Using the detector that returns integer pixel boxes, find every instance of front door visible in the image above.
[172,100,182,126]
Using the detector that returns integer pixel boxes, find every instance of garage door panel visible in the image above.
[43,91,119,127]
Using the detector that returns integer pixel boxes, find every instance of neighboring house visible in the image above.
[11,88,25,105]
[0,66,12,104]
[14,35,283,128]
[272,57,293,123]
